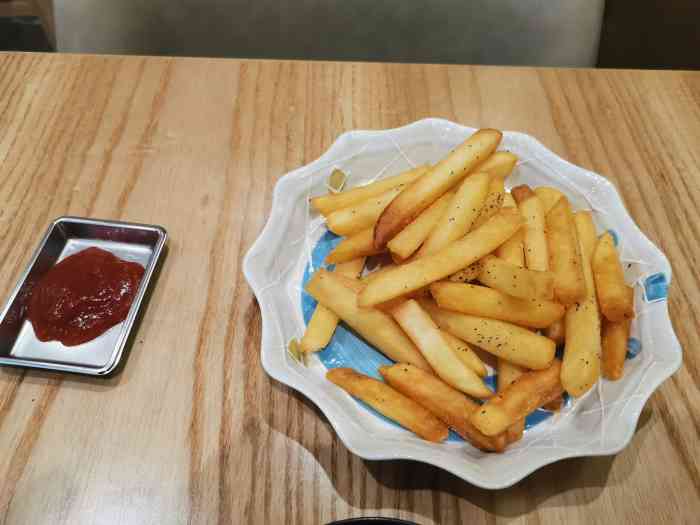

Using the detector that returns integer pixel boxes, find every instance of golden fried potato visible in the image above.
[512,185,549,272]
[592,232,635,322]
[546,196,586,305]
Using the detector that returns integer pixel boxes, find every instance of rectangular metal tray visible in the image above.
[0,217,167,376]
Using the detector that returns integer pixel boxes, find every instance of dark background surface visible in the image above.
[1,2,699,70]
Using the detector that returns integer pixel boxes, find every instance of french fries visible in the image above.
[311,165,428,215]
[431,282,565,329]
[561,212,602,397]
[602,317,631,380]
[380,364,506,452]
[448,260,483,283]
[478,255,554,300]
[512,185,549,272]
[359,208,523,307]
[326,228,383,264]
[440,330,487,377]
[416,172,491,257]
[421,299,556,370]
[546,197,586,305]
[472,176,505,230]
[471,360,563,436]
[474,151,518,179]
[392,300,492,398]
[305,269,431,370]
[534,186,566,214]
[327,368,449,442]
[387,192,453,262]
[326,185,404,236]
[374,129,502,248]
[313,128,640,453]
[592,232,635,322]
[300,258,366,352]
[497,359,526,443]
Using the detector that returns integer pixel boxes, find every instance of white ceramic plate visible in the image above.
[243,119,682,489]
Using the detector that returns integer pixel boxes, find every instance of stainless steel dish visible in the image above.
[0,217,167,376]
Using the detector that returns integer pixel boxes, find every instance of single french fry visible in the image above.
[592,232,635,322]
[497,359,526,443]
[327,368,448,442]
[546,197,586,305]
[431,282,565,329]
[416,172,491,257]
[421,299,556,370]
[602,317,631,380]
[300,258,366,352]
[387,192,453,261]
[326,185,404,236]
[374,129,502,248]
[545,319,566,345]
[472,176,506,230]
[512,185,549,272]
[561,212,602,397]
[441,330,487,377]
[471,360,563,436]
[359,208,523,307]
[496,192,525,266]
[478,254,554,300]
[305,269,431,369]
[473,151,518,179]
[391,300,493,398]
[326,228,383,264]
[380,364,506,452]
[311,165,428,215]
[534,186,566,214]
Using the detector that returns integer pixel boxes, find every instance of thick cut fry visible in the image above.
[326,185,403,236]
[497,359,526,443]
[326,228,382,264]
[602,317,631,380]
[380,364,506,452]
[416,172,491,257]
[441,330,487,377]
[545,319,566,345]
[496,193,525,266]
[534,187,566,214]
[471,360,563,436]
[360,208,523,307]
[473,151,518,179]
[374,129,502,248]
[513,185,549,272]
[431,282,565,329]
[421,299,556,369]
[478,255,554,300]
[305,270,431,369]
[391,300,492,398]
[387,192,453,261]
[546,197,586,305]
[561,212,602,397]
[592,232,635,322]
[472,176,505,230]
[327,368,448,442]
[311,165,428,215]
[300,258,365,352]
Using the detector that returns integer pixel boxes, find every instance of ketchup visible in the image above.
[27,247,145,346]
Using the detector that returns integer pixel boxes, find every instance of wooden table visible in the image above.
[0,52,698,524]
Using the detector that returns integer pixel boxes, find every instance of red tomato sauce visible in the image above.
[27,247,144,346]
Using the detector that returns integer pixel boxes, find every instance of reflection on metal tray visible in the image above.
[0,217,167,376]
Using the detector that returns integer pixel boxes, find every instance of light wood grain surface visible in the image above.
[0,52,698,525]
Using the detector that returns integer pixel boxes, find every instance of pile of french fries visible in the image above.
[302,128,636,452]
